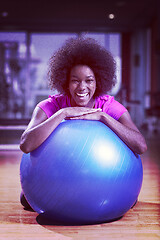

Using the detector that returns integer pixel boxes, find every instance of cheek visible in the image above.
[91,85,96,97]
[92,83,96,92]
[69,83,76,94]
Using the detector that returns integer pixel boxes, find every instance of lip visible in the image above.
[76,93,88,97]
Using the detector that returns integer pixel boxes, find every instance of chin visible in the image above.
[72,96,93,107]
[77,103,87,107]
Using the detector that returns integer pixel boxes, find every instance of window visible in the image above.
[0,32,121,119]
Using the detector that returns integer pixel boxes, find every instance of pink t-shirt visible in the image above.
[37,94,127,120]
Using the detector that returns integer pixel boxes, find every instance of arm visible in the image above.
[20,106,101,153]
[101,111,147,154]
[20,107,65,153]
[69,110,147,155]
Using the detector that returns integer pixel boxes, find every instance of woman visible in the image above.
[20,37,147,210]
[20,37,147,155]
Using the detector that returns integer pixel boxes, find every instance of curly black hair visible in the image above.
[47,37,117,97]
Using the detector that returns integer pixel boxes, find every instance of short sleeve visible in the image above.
[107,97,127,120]
[37,94,71,118]
[95,95,127,120]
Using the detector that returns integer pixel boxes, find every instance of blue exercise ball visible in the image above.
[20,120,143,224]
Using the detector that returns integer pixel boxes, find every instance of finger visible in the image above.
[68,117,82,120]
[82,108,102,114]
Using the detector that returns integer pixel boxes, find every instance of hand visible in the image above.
[66,108,103,121]
[64,107,102,119]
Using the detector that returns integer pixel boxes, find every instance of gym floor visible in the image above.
[0,131,159,240]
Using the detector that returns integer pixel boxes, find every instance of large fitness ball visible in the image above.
[20,120,143,224]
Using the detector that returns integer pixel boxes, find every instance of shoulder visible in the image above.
[95,95,116,108]
[37,94,71,118]
[95,95,127,120]
[48,94,70,106]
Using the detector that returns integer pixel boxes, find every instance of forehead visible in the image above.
[70,65,94,76]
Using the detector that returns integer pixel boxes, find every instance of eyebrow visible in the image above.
[70,75,95,78]
[86,75,95,78]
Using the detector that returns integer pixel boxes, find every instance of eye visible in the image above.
[86,79,94,84]
[71,79,79,83]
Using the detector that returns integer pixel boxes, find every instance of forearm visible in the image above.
[100,112,147,154]
[20,106,100,153]
[20,109,66,153]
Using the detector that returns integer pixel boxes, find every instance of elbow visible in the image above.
[19,141,30,154]
[20,134,39,153]
[136,139,147,155]
[19,136,32,154]
[140,143,147,155]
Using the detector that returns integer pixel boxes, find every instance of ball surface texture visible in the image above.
[20,120,143,224]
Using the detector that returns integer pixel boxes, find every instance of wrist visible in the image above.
[100,112,112,126]
[60,108,69,119]
[99,111,106,122]
[51,108,67,121]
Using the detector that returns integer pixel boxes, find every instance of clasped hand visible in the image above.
[64,107,102,121]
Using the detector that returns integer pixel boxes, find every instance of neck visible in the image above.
[70,97,95,108]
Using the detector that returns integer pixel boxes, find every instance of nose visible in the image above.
[78,80,86,90]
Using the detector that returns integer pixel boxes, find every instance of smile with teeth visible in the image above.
[76,93,88,97]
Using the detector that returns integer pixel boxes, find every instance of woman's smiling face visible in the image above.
[69,65,96,107]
